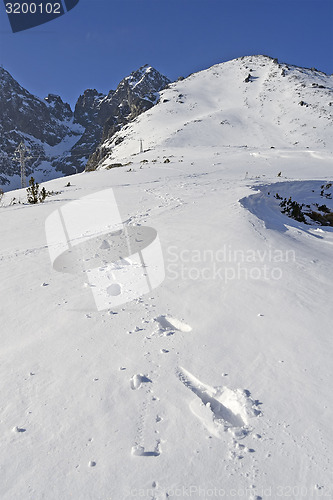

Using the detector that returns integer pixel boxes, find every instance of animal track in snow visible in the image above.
[130,373,152,390]
[177,367,261,438]
[228,439,256,460]
[155,315,192,333]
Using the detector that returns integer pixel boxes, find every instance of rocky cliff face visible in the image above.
[0,65,170,190]
[50,88,107,176]
[0,67,83,188]
[85,65,171,171]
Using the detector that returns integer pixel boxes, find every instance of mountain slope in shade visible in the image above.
[0,67,83,189]
[85,65,170,171]
[0,65,170,191]
[95,55,333,169]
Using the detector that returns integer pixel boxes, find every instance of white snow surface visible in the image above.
[100,55,332,164]
[0,56,332,500]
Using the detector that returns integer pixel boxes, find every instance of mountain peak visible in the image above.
[44,93,72,120]
[121,65,170,97]
[95,56,333,169]
[0,66,11,79]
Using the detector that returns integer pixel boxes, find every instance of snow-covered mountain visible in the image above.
[0,67,83,189]
[95,55,333,169]
[0,55,332,499]
[0,65,170,190]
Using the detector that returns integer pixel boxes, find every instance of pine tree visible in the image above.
[26,177,39,204]
[39,187,47,203]
[26,178,48,204]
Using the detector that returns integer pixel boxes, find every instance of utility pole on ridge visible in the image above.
[13,142,32,188]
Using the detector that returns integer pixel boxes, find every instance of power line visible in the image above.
[1,150,96,160]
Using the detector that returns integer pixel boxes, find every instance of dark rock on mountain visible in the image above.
[44,94,72,121]
[0,67,82,188]
[0,68,74,144]
[86,65,170,171]
[60,65,170,174]
[74,89,107,128]
[52,89,108,176]
[0,64,170,190]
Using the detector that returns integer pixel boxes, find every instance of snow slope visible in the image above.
[97,55,332,167]
[0,56,332,500]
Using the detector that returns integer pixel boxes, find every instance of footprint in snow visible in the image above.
[130,374,152,390]
[155,315,192,333]
[131,440,161,457]
[13,426,26,433]
[177,367,261,439]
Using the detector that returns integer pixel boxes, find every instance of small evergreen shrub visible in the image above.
[317,204,330,213]
[320,183,332,198]
[27,177,40,204]
[105,163,123,170]
[26,177,48,204]
[275,189,333,226]
[276,194,307,223]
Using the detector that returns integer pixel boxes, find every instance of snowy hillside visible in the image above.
[0,55,332,500]
[97,55,333,166]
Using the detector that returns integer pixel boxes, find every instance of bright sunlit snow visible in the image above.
[0,56,332,500]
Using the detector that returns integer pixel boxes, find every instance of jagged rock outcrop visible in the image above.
[44,94,73,121]
[85,65,170,171]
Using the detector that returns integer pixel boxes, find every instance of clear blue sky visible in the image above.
[0,0,332,108]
